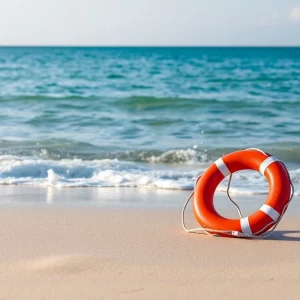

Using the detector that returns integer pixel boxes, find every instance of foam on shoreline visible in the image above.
[0,154,300,196]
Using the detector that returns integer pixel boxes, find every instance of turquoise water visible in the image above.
[0,47,300,194]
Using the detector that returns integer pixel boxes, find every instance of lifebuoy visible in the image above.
[193,149,292,237]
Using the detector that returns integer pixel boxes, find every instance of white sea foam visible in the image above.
[47,169,60,186]
[0,155,299,196]
[146,148,208,164]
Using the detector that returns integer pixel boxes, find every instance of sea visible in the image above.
[0,47,300,197]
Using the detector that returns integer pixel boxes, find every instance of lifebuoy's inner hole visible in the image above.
[213,170,269,219]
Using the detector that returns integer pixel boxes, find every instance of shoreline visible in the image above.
[0,184,299,214]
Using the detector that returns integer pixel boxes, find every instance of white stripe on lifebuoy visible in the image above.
[215,158,230,178]
[259,204,280,221]
[259,156,280,175]
[240,217,252,235]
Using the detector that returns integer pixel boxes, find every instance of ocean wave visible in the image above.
[0,154,299,196]
[0,154,199,189]
[146,148,207,164]
[2,141,300,165]
[0,141,213,163]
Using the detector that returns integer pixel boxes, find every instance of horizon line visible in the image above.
[0,45,300,48]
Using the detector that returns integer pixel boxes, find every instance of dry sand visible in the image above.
[0,187,299,299]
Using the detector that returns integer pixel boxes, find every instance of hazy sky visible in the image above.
[0,0,300,46]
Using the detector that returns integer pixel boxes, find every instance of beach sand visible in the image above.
[0,186,299,299]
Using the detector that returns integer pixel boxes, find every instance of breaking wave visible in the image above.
[0,154,299,196]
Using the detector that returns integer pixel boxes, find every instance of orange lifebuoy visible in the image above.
[193,149,292,237]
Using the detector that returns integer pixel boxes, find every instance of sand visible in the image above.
[0,187,299,299]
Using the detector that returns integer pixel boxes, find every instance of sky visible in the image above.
[0,0,300,46]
